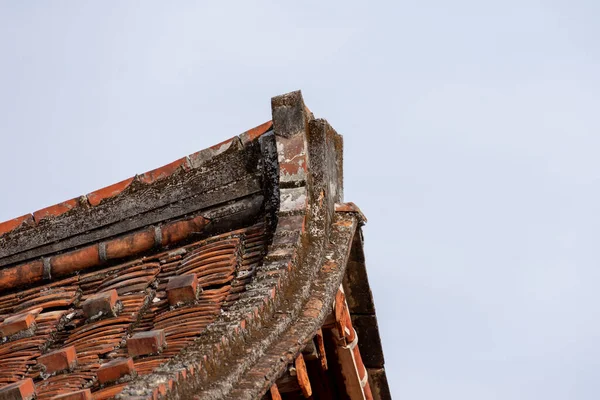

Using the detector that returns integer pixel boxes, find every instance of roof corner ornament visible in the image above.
[271,90,310,138]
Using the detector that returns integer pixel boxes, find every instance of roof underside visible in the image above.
[0,91,390,400]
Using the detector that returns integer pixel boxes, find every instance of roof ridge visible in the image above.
[0,120,273,239]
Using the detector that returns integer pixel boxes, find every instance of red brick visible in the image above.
[0,378,36,400]
[127,330,165,357]
[277,133,306,162]
[33,198,79,223]
[51,245,100,277]
[38,346,77,374]
[86,177,134,206]
[279,157,307,184]
[50,389,92,400]
[96,358,135,384]
[138,157,190,185]
[0,214,34,237]
[166,274,198,306]
[0,312,36,338]
[81,290,118,319]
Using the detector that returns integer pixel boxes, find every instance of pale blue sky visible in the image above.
[1,2,599,398]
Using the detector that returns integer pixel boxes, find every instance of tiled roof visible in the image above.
[0,92,390,400]
[0,223,266,399]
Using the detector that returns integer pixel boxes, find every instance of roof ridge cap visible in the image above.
[0,120,273,239]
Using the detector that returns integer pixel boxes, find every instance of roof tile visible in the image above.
[137,157,190,185]
[127,330,166,357]
[0,379,36,400]
[81,289,119,320]
[86,177,135,206]
[0,214,34,237]
[97,358,135,384]
[240,120,273,145]
[0,260,44,292]
[38,345,77,374]
[166,274,199,306]
[50,389,92,400]
[0,311,36,338]
[33,198,79,223]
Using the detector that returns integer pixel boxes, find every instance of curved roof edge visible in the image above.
[118,91,391,399]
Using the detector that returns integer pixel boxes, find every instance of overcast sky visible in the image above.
[1,2,599,399]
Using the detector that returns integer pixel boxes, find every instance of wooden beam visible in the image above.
[315,329,328,371]
[269,384,282,400]
[295,353,312,398]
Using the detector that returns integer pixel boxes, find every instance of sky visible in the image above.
[1,1,599,398]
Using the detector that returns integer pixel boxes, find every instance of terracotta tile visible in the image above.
[239,120,273,145]
[0,214,34,237]
[38,345,77,374]
[81,289,119,319]
[91,384,127,400]
[166,274,198,306]
[51,244,100,277]
[160,216,209,246]
[86,177,134,206]
[33,198,79,223]
[0,378,36,400]
[50,389,92,400]
[138,157,190,184]
[127,330,166,357]
[189,137,239,168]
[0,311,36,338]
[210,137,236,152]
[96,358,135,384]
[104,228,155,260]
[0,223,270,398]
[0,260,44,292]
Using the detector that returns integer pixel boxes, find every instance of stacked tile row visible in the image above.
[0,223,268,400]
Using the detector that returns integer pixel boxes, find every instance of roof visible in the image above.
[0,91,390,400]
